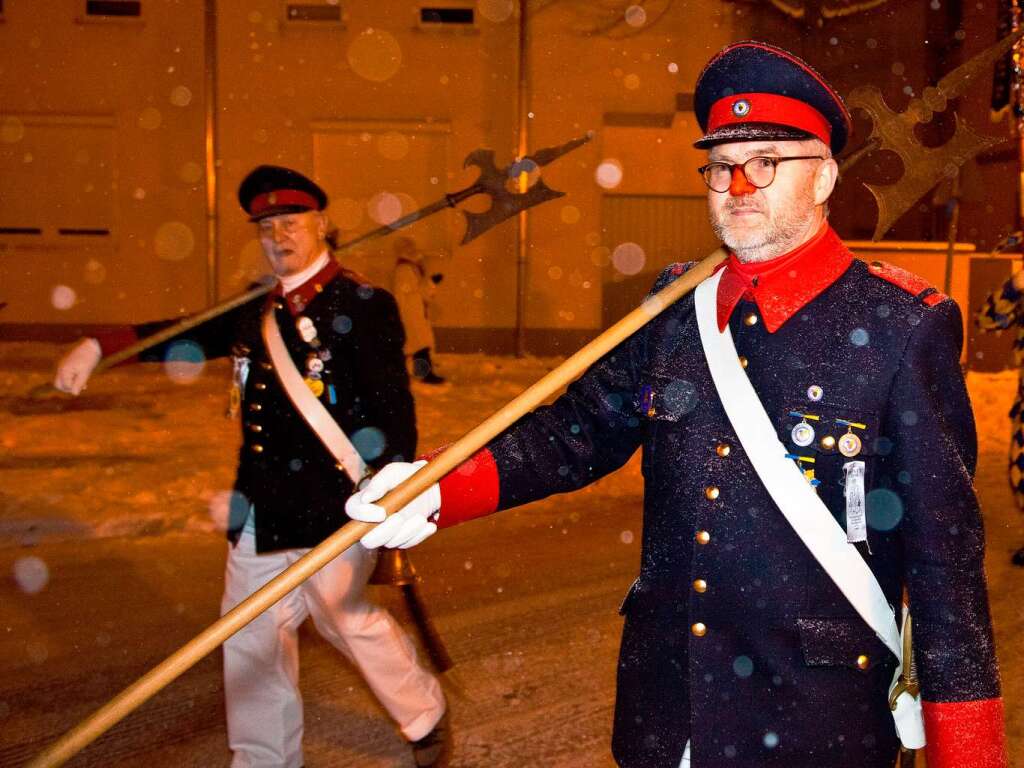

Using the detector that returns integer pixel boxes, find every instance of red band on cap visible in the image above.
[707,92,832,146]
[249,189,319,217]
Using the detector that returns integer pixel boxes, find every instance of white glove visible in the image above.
[345,460,441,549]
[53,338,102,395]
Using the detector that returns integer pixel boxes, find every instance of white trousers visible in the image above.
[678,740,691,768]
[221,530,446,768]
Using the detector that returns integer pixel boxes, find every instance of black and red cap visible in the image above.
[237,164,328,222]
[693,41,852,155]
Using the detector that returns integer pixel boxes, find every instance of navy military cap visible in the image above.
[237,164,328,221]
[693,41,852,155]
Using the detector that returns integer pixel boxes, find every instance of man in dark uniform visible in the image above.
[54,165,450,768]
[346,43,1007,768]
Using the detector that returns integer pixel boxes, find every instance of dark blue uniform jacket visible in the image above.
[480,231,1000,768]
[124,261,416,553]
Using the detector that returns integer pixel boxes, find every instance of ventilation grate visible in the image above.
[420,7,474,24]
[286,4,342,22]
[86,1,142,17]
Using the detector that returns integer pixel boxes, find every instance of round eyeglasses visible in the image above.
[697,155,825,193]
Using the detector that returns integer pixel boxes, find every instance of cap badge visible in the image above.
[732,99,751,118]
[267,192,277,204]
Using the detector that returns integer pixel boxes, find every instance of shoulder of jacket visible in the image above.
[651,261,698,291]
[864,260,947,307]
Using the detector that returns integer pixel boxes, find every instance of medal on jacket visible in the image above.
[836,419,866,457]
[296,316,320,347]
[305,376,325,397]
[306,355,324,375]
[639,384,656,417]
[789,411,820,447]
[228,354,251,419]
[304,355,327,398]
[785,453,821,489]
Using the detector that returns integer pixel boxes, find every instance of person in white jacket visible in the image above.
[392,236,446,384]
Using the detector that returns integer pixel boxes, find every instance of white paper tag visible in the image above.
[844,460,867,544]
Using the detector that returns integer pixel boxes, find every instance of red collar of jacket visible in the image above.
[715,222,852,333]
[270,258,341,316]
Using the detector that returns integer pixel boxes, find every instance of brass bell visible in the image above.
[369,548,420,586]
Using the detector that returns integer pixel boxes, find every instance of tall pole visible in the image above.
[203,0,219,307]
[1013,0,1024,230]
[515,0,529,357]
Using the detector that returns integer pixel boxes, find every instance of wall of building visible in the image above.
[2,1,1013,354]
[0,0,207,326]
[0,0,742,351]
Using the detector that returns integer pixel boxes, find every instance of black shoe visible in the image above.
[410,712,451,768]
[1012,546,1024,567]
[418,372,447,385]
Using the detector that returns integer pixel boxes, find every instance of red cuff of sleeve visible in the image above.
[427,447,499,528]
[923,697,1007,768]
[94,327,139,358]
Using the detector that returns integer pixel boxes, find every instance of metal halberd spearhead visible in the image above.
[459,132,593,244]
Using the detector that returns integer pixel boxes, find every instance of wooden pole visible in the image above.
[26,248,726,768]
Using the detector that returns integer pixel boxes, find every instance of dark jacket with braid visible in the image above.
[104,261,416,553]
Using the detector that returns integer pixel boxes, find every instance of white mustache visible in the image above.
[723,201,763,214]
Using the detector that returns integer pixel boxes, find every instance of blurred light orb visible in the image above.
[13,556,49,594]
[507,158,540,191]
[377,131,410,161]
[84,258,107,285]
[589,246,611,267]
[624,74,641,90]
[236,238,271,285]
[154,221,195,262]
[164,339,206,384]
[620,530,634,544]
[26,640,48,664]
[560,205,581,224]
[668,62,679,74]
[332,314,353,334]
[51,285,77,311]
[333,197,363,230]
[595,159,624,189]
[478,0,514,22]
[547,265,563,280]
[208,489,249,532]
[138,107,163,131]
[612,242,646,275]
[347,28,403,83]
[179,161,203,184]
[1,116,25,143]
[733,655,754,678]
[866,488,904,531]
[170,85,193,107]
[624,5,647,26]
[367,191,403,226]
[352,427,386,461]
